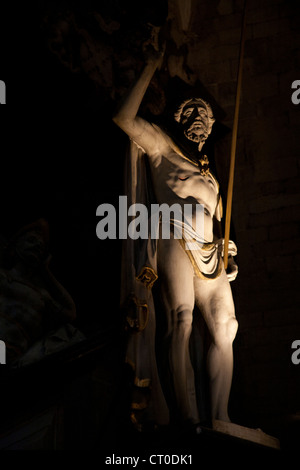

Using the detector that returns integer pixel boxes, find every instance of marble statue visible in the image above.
[114,40,238,430]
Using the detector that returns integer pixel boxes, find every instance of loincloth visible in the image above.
[170,219,237,280]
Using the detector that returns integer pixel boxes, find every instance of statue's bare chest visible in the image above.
[148,150,218,215]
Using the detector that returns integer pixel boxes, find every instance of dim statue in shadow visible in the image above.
[0,219,84,366]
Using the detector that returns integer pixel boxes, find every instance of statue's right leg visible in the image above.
[157,237,199,424]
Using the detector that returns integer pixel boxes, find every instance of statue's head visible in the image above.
[8,219,50,268]
[174,98,215,150]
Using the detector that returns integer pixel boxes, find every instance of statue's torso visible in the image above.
[147,139,219,243]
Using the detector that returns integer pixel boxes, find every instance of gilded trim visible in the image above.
[134,377,151,388]
[131,402,148,410]
[125,356,136,371]
[125,295,149,332]
[179,239,223,280]
[136,266,158,289]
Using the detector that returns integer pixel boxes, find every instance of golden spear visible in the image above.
[224,0,248,269]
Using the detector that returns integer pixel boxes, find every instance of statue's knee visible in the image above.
[174,308,193,330]
[214,316,238,346]
[227,317,238,342]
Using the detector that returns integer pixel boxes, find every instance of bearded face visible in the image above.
[182,104,210,144]
[174,99,215,151]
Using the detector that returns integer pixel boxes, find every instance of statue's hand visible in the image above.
[226,256,238,282]
[143,24,165,67]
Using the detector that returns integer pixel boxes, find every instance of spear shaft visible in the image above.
[224,0,247,269]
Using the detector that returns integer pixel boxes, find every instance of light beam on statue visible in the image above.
[113,24,238,432]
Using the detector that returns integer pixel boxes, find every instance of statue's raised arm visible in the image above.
[112,35,165,156]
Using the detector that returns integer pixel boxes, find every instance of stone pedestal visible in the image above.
[212,419,280,450]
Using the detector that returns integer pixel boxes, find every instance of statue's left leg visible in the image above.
[194,268,238,422]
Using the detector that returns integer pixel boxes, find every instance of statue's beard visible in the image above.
[184,124,209,150]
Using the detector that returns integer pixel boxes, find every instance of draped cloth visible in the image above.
[120,140,170,428]
[120,139,237,429]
